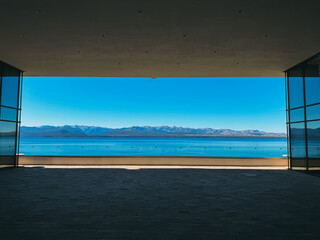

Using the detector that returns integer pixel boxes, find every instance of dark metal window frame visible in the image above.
[0,62,23,167]
[285,52,320,172]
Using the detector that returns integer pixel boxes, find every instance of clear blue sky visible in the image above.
[22,77,286,133]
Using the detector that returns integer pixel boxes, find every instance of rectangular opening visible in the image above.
[19,77,287,164]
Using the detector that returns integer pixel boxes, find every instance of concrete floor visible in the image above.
[0,167,320,240]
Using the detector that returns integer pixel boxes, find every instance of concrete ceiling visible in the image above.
[0,0,319,77]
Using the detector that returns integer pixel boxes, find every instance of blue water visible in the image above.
[19,137,287,157]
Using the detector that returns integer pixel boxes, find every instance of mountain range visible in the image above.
[20,125,286,138]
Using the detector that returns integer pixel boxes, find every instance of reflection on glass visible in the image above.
[1,76,19,108]
[289,108,305,122]
[285,77,289,110]
[289,77,304,109]
[307,121,320,169]
[0,64,22,166]
[0,107,17,121]
[18,77,23,109]
[0,121,16,156]
[18,110,21,122]
[290,122,306,169]
[307,104,320,121]
[286,124,290,154]
[305,77,320,105]
[286,54,320,172]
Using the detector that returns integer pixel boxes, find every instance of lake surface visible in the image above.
[19,137,287,157]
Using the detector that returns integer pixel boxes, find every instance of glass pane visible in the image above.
[16,122,21,155]
[1,76,19,108]
[286,124,290,167]
[18,74,23,109]
[305,77,320,105]
[289,107,304,123]
[285,76,289,110]
[306,104,320,121]
[307,121,320,170]
[290,122,306,169]
[0,121,16,166]
[18,109,21,122]
[289,77,304,109]
[0,107,17,121]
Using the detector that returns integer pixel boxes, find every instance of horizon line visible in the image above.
[20,124,286,134]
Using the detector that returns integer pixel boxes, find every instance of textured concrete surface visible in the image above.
[1,0,320,77]
[0,167,320,239]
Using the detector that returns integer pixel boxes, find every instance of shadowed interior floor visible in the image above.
[0,167,320,240]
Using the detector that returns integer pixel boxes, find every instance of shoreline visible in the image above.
[20,136,287,139]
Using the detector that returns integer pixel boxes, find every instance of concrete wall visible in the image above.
[19,156,288,167]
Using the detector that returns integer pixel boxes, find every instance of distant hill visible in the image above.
[20,125,287,138]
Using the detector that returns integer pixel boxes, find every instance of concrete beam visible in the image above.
[0,0,319,77]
